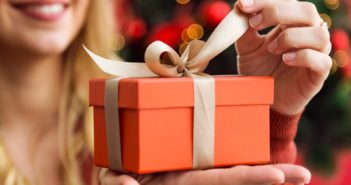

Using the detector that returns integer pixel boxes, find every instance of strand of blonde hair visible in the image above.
[0,0,115,184]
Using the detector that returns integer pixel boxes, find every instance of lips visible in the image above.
[10,1,69,21]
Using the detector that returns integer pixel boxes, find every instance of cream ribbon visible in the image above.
[85,6,248,171]
[104,77,124,171]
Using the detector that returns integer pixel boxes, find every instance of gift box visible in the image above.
[90,76,274,174]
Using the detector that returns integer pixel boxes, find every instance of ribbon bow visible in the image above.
[85,6,248,78]
[86,6,249,171]
[145,40,207,77]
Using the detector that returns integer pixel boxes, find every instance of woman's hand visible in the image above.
[98,164,311,185]
[235,0,332,115]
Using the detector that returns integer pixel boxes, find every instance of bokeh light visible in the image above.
[324,0,340,10]
[334,50,349,67]
[180,24,204,54]
[111,33,125,51]
[176,0,190,5]
[179,42,189,55]
[320,13,333,28]
[181,29,191,42]
[186,24,204,40]
[330,59,338,74]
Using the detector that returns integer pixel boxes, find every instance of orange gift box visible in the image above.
[89,76,274,174]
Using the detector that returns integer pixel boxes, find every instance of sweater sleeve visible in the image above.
[270,109,302,164]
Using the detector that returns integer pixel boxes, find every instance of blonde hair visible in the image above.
[0,0,115,184]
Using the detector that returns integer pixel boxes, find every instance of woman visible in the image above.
[0,0,113,184]
[0,0,330,185]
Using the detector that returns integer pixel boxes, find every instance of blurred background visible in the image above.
[112,0,351,184]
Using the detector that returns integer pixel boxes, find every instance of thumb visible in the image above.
[232,2,263,55]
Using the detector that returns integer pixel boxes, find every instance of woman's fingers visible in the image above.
[98,165,311,185]
[272,164,311,184]
[323,41,332,55]
[282,49,332,78]
[101,174,139,185]
[237,0,322,30]
[162,165,285,185]
[234,165,285,185]
[99,169,140,185]
[267,27,330,55]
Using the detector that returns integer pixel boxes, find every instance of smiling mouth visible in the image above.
[10,2,69,22]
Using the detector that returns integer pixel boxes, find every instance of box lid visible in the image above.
[89,76,274,109]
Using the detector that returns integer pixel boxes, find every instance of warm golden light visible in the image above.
[325,0,338,5]
[330,59,338,74]
[325,0,340,10]
[334,50,349,68]
[181,29,191,42]
[186,24,204,40]
[320,13,332,28]
[179,42,189,55]
[111,33,125,51]
[180,24,204,55]
[176,0,190,5]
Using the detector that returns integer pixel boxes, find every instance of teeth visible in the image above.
[29,3,64,15]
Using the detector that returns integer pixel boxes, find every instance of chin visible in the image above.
[31,39,71,56]
[32,44,69,56]
[15,30,75,57]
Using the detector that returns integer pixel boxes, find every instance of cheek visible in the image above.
[15,28,74,54]
[48,0,90,53]
[43,0,90,53]
[69,0,90,40]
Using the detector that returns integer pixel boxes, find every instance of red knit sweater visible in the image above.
[270,109,301,164]
[83,109,301,184]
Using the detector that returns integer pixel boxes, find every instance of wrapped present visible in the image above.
[90,76,273,174]
[86,6,274,174]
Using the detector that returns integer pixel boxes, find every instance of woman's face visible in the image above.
[0,0,89,56]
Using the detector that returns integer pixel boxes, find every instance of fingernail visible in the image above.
[240,0,254,8]
[283,52,296,62]
[268,40,278,53]
[249,14,263,27]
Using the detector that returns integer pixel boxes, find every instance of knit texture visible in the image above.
[270,109,302,164]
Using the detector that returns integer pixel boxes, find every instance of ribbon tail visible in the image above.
[187,6,249,72]
[83,45,157,77]
[105,77,125,171]
[192,75,216,169]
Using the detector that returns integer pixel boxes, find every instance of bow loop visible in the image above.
[145,41,182,77]
[144,40,208,77]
